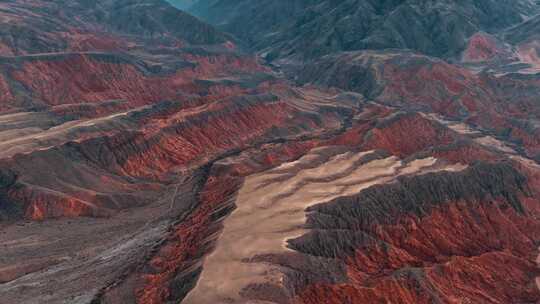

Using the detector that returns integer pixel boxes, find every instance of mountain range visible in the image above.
[0,1,539,304]
[191,0,540,60]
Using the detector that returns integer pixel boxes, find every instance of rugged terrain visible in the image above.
[191,0,540,61]
[0,0,539,304]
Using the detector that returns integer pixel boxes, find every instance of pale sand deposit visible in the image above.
[0,109,140,158]
[183,148,466,304]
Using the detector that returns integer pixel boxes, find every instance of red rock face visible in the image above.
[300,51,540,161]
[11,186,102,220]
[363,113,455,157]
[0,93,344,220]
[430,141,501,164]
[0,73,13,110]
[7,52,263,108]
[290,163,540,304]
[462,33,508,62]
[135,172,241,304]
[295,206,540,303]
[11,55,162,106]
[381,59,492,118]
[118,100,312,178]
[511,127,540,157]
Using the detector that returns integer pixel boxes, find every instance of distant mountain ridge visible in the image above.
[191,0,540,60]
[0,0,227,55]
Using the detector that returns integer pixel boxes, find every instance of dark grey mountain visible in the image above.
[191,0,540,60]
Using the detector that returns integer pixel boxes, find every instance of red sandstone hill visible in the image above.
[0,1,539,304]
